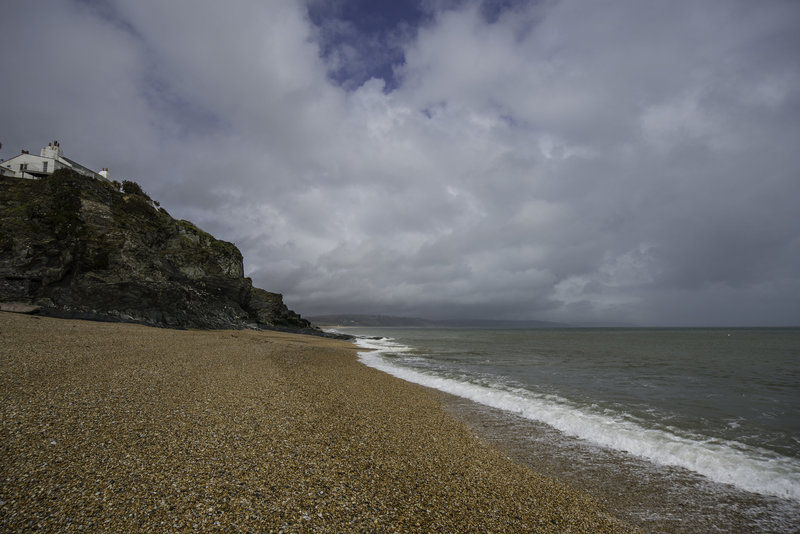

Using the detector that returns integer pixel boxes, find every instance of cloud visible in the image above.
[306,0,422,90]
[0,1,156,171]
[1,0,799,325]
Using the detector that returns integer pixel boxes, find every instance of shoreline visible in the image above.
[436,392,800,534]
[343,326,800,533]
[0,313,634,532]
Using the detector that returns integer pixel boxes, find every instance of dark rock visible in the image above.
[0,170,318,332]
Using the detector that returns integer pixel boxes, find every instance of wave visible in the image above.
[355,336,800,501]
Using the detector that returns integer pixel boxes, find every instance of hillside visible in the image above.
[309,314,437,327]
[0,170,317,332]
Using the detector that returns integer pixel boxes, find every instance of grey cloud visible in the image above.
[2,0,798,326]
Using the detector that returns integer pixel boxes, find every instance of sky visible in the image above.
[1,0,799,326]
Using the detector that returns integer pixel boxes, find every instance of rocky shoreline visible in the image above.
[0,313,636,532]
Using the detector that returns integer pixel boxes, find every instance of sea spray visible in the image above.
[354,332,800,502]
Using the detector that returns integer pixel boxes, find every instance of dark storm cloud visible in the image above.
[2,0,799,325]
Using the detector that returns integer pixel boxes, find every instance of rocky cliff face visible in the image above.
[0,169,316,332]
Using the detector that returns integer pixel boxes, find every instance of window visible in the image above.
[42,161,48,172]
[19,163,27,171]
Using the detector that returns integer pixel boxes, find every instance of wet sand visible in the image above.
[0,313,635,532]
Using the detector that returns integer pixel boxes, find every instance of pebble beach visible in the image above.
[0,313,635,532]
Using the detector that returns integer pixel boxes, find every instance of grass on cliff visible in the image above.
[1,170,241,267]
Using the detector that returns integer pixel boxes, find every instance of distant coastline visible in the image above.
[309,313,572,328]
[311,314,796,329]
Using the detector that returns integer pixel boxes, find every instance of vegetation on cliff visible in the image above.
[0,169,315,331]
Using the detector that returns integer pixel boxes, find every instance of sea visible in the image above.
[333,327,800,533]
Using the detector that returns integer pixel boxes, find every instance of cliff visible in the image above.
[0,169,317,332]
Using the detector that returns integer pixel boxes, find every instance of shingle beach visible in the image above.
[1,313,635,532]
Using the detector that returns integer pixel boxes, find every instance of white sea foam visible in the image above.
[356,336,800,501]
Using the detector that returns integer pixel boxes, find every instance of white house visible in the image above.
[0,141,109,181]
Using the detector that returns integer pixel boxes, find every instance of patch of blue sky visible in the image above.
[306,0,538,91]
[307,0,426,91]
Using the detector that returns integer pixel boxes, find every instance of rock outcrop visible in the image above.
[0,169,319,332]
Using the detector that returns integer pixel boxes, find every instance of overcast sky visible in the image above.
[2,0,799,326]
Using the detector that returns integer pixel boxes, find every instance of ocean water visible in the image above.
[339,327,800,532]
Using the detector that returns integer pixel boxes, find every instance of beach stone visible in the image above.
[0,313,637,533]
[0,301,40,314]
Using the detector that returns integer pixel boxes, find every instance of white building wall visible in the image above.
[0,153,54,178]
[1,144,104,181]
[40,143,64,159]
